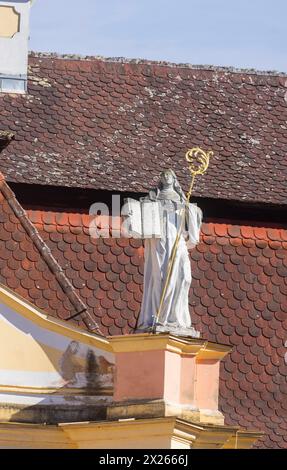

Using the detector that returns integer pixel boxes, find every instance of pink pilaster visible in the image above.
[109,334,231,424]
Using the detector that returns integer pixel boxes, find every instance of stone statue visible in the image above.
[124,169,202,337]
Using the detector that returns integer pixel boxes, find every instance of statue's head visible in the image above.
[158,169,186,201]
[160,169,175,187]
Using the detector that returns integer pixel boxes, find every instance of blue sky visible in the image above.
[30,0,287,72]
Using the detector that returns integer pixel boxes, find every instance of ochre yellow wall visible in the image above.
[0,418,262,449]
[0,316,63,372]
[0,6,20,38]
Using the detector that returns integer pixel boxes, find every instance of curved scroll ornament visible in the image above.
[185,147,213,201]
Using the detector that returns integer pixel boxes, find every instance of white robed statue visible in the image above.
[123,169,202,337]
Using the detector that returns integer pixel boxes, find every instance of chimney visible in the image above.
[0,0,33,93]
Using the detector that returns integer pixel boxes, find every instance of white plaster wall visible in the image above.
[0,393,111,406]
[0,1,30,76]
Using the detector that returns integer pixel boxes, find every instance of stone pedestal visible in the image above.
[108,333,231,425]
[136,324,200,338]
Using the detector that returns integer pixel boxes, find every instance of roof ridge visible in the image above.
[28,51,287,77]
[0,172,102,334]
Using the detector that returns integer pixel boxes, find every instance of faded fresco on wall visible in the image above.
[0,299,114,397]
[59,340,114,393]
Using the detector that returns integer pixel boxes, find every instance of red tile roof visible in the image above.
[0,207,281,448]
[0,173,100,332]
[0,53,287,205]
